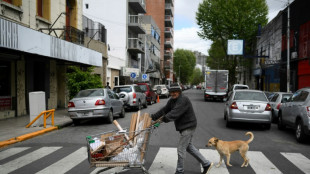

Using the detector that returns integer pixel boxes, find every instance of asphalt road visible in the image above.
[1,89,310,174]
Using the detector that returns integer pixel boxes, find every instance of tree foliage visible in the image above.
[190,68,204,85]
[196,0,268,85]
[173,49,196,84]
[66,66,103,99]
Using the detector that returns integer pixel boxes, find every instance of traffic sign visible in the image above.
[130,72,136,78]
[142,74,148,80]
[227,40,244,55]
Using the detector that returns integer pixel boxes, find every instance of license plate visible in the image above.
[247,106,259,110]
[78,111,92,117]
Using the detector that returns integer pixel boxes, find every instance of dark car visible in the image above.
[137,83,157,105]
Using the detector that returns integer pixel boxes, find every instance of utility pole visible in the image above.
[287,0,290,92]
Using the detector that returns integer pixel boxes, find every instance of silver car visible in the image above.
[269,92,292,123]
[278,88,310,143]
[224,90,272,129]
[68,88,125,125]
[113,85,147,110]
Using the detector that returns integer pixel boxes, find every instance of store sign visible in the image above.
[0,96,11,110]
[121,67,140,77]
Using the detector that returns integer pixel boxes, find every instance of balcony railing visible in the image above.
[165,27,173,37]
[128,15,145,34]
[164,50,172,58]
[164,60,173,69]
[128,0,146,13]
[165,15,174,27]
[128,38,144,53]
[63,26,84,45]
[164,38,173,48]
[165,3,173,16]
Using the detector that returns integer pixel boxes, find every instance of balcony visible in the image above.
[165,15,173,27]
[128,0,146,13]
[128,15,146,34]
[165,3,173,16]
[165,0,174,6]
[164,60,173,69]
[164,50,173,59]
[165,27,173,38]
[164,38,173,48]
[63,26,84,45]
[128,38,144,53]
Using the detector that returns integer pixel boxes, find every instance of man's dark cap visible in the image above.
[169,83,182,92]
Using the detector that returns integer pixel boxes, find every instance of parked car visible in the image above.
[113,84,147,110]
[269,92,293,123]
[230,84,249,92]
[153,85,169,98]
[68,88,125,125]
[137,83,157,105]
[278,88,310,142]
[264,91,275,101]
[224,89,272,129]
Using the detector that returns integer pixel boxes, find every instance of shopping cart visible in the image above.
[86,115,162,174]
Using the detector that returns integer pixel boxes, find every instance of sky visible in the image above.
[174,0,290,56]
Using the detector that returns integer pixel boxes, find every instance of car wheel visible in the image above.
[119,107,125,118]
[73,120,80,125]
[277,114,285,130]
[264,123,271,130]
[106,110,113,123]
[296,120,307,143]
[226,117,231,128]
[148,98,152,105]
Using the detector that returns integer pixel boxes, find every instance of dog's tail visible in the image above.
[245,132,254,144]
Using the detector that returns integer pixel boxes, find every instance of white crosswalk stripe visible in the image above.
[148,147,178,174]
[0,147,30,161]
[1,146,310,174]
[36,147,87,174]
[0,147,61,173]
[281,152,310,174]
[199,149,229,174]
[247,151,282,174]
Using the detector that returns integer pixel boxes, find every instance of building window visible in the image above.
[37,0,50,20]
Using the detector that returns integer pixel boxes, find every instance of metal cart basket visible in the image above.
[86,127,154,174]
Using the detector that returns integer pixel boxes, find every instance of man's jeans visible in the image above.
[175,127,211,174]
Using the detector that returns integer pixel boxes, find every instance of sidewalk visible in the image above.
[0,109,73,148]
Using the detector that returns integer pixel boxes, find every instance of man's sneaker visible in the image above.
[202,162,213,174]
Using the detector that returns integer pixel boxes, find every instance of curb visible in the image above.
[0,127,58,148]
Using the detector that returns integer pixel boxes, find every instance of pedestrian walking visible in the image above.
[151,83,213,174]
[105,82,111,89]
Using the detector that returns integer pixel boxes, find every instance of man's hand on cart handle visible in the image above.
[152,116,163,128]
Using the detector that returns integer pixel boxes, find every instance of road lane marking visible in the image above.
[0,147,30,161]
[281,152,310,174]
[36,147,87,174]
[199,149,229,174]
[1,147,61,173]
[247,151,282,174]
[148,147,178,174]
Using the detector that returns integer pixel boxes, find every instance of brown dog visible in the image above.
[207,132,254,168]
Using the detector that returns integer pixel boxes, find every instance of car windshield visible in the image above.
[75,89,104,98]
[139,85,147,92]
[113,87,132,93]
[235,86,248,90]
[234,91,267,101]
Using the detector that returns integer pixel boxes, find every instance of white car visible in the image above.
[153,85,169,98]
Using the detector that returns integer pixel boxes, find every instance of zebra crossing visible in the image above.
[0,147,310,174]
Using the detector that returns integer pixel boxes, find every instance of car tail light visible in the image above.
[133,92,136,103]
[276,103,281,110]
[205,94,209,97]
[95,100,105,105]
[220,87,226,89]
[265,103,272,111]
[68,102,75,108]
[230,102,238,109]
[306,106,310,117]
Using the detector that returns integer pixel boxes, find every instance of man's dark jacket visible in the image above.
[152,94,197,132]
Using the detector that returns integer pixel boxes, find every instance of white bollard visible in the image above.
[29,91,46,127]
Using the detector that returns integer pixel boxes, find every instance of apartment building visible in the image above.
[140,15,161,85]
[0,0,101,119]
[83,0,147,86]
[145,0,174,85]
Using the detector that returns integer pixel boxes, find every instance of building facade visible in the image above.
[145,0,174,85]
[0,0,101,119]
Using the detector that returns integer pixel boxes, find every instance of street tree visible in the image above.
[66,66,103,99]
[174,49,196,84]
[190,68,204,85]
[196,0,268,85]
